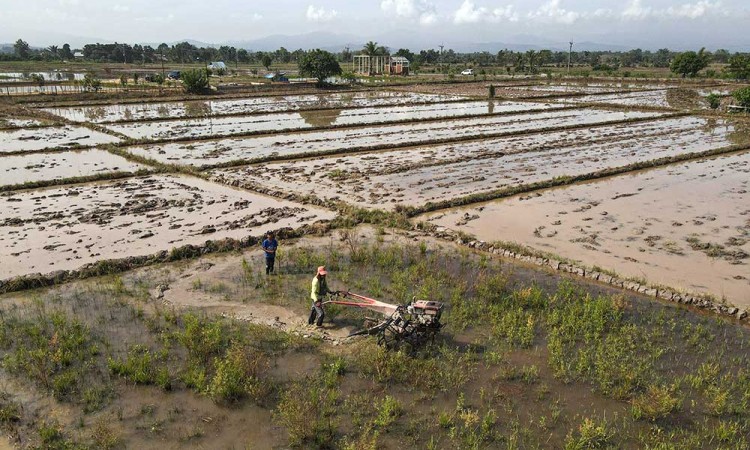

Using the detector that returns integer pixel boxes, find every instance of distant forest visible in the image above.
[2,38,749,79]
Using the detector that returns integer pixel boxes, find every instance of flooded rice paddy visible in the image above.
[0,149,149,187]
[0,174,333,279]
[0,125,120,153]
[124,108,663,166]
[555,88,710,109]
[421,151,750,306]
[104,100,568,140]
[42,91,467,123]
[211,116,748,209]
[3,84,749,307]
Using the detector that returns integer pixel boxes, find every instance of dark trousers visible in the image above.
[308,303,324,326]
[265,257,275,274]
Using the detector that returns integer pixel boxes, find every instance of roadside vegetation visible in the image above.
[0,235,748,448]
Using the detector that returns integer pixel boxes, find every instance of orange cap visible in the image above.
[317,266,327,275]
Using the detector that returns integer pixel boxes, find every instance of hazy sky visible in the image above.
[2,0,749,49]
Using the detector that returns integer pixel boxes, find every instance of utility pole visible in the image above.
[568,41,573,76]
[439,44,444,74]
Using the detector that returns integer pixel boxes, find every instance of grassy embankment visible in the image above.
[0,237,747,448]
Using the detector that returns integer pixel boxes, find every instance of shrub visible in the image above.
[207,344,268,403]
[733,86,750,108]
[631,384,682,421]
[108,345,172,390]
[706,93,721,109]
[564,417,612,449]
[181,69,209,94]
[274,379,337,447]
[82,73,102,92]
[374,396,402,428]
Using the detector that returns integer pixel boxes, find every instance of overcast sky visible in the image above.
[1,0,749,50]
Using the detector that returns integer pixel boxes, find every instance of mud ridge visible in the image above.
[0,223,329,295]
[196,113,683,170]
[424,225,749,323]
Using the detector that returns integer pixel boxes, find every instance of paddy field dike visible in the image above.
[1,76,749,448]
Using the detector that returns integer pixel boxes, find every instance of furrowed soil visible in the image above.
[0,126,120,154]
[0,174,333,279]
[211,116,749,209]
[125,108,664,167]
[422,151,750,307]
[0,149,149,188]
[42,91,467,123]
[0,231,748,449]
[103,101,567,140]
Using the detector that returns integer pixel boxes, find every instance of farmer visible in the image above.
[261,231,278,275]
[308,265,330,327]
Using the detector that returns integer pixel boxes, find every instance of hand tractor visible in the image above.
[323,291,444,351]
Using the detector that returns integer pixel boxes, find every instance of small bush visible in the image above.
[374,396,402,428]
[207,344,269,403]
[108,345,172,390]
[274,379,337,447]
[706,93,721,109]
[733,86,750,108]
[631,384,682,421]
[565,417,612,449]
[181,69,209,94]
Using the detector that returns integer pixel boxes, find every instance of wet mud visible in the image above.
[0,174,334,280]
[422,152,750,306]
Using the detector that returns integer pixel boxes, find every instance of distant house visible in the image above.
[353,55,410,76]
[73,51,84,59]
[208,61,227,71]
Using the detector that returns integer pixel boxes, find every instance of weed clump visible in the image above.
[631,384,682,421]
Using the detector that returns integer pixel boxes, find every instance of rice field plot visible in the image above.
[42,91,468,123]
[0,174,334,279]
[421,151,750,307]
[555,88,711,109]
[0,125,120,154]
[0,149,150,190]
[211,116,749,210]
[0,117,50,128]
[104,100,568,141]
[125,108,664,167]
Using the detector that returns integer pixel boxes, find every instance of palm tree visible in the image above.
[47,45,59,60]
[525,50,537,74]
[363,41,378,75]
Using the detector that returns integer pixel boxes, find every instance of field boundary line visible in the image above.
[195,112,684,170]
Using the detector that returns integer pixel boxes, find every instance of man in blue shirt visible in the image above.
[261,231,278,275]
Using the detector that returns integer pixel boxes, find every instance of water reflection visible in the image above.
[298,109,343,127]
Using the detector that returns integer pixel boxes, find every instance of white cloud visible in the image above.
[666,0,727,18]
[527,0,580,24]
[113,5,130,13]
[622,0,727,19]
[453,0,518,24]
[306,5,338,22]
[381,0,438,25]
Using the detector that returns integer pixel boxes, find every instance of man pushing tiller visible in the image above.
[308,265,340,327]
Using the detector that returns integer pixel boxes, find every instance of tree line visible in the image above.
[3,38,749,79]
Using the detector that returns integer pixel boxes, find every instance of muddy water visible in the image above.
[105,100,566,140]
[556,88,711,109]
[43,91,467,123]
[0,174,334,280]
[0,125,120,153]
[126,108,664,167]
[0,149,148,187]
[422,152,750,306]
[212,116,746,209]
[0,118,48,128]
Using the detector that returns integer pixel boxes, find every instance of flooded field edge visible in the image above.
[0,222,322,296]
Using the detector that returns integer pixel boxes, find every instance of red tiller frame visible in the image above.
[322,291,399,316]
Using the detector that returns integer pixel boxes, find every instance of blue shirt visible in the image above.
[262,238,278,259]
